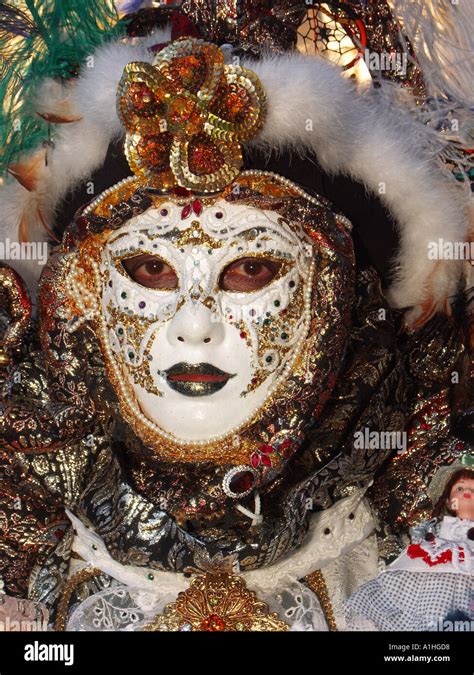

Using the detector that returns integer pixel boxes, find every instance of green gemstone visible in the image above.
[274,300,281,307]
[147,573,154,581]
[121,291,127,299]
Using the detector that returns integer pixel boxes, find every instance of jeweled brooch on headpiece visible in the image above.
[117,37,267,192]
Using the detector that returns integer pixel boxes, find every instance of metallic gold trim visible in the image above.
[306,569,338,631]
[142,573,289,632]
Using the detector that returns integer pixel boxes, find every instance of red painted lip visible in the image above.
[163,362,236,397]
[164,362,235,384]
[168,373,230,383]
[463,493,472,499]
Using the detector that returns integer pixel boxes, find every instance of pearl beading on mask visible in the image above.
[82,177,137,217]
[65,258,100,333]
[222,464,259,499]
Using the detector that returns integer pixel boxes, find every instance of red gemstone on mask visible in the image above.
[192,199,203,215]
[279,439,296,457]
[174,186,191,197]
[200,614,226,631]
[229,470,255,495]
[181,204,192,219]
[250,453,260,468]
[261,454,272,467]
[259,445,274,454]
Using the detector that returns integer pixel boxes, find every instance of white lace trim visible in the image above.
[439,516,474,549]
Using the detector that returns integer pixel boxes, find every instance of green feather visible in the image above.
[0,0,127,176]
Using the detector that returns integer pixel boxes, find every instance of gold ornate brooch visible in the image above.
[117,38,267,193]
[142,572,289,632]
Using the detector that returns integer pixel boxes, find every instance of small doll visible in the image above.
[345,459,474,631]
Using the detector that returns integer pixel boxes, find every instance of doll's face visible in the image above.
[449,477,474,520]
[99,198,314,442]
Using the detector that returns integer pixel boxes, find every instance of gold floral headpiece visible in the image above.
[116,37,267,193]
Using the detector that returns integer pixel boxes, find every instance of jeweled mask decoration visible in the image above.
[38,39,355,514]
[100,192,315,446]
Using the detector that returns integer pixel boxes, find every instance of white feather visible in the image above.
[390,0,474,107]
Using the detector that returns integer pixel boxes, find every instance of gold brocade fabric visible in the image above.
[0,266,471,618]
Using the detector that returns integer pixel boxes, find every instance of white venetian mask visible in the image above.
[99,198,315,443]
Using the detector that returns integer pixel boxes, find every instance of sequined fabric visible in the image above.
[116,39,267,191]
[177,1,424,93]
[180,0,306,55]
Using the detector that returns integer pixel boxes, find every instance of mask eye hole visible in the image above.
[219,257,282,292]
[121,254,178,290]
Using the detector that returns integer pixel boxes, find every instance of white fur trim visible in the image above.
[248,52,468,313]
